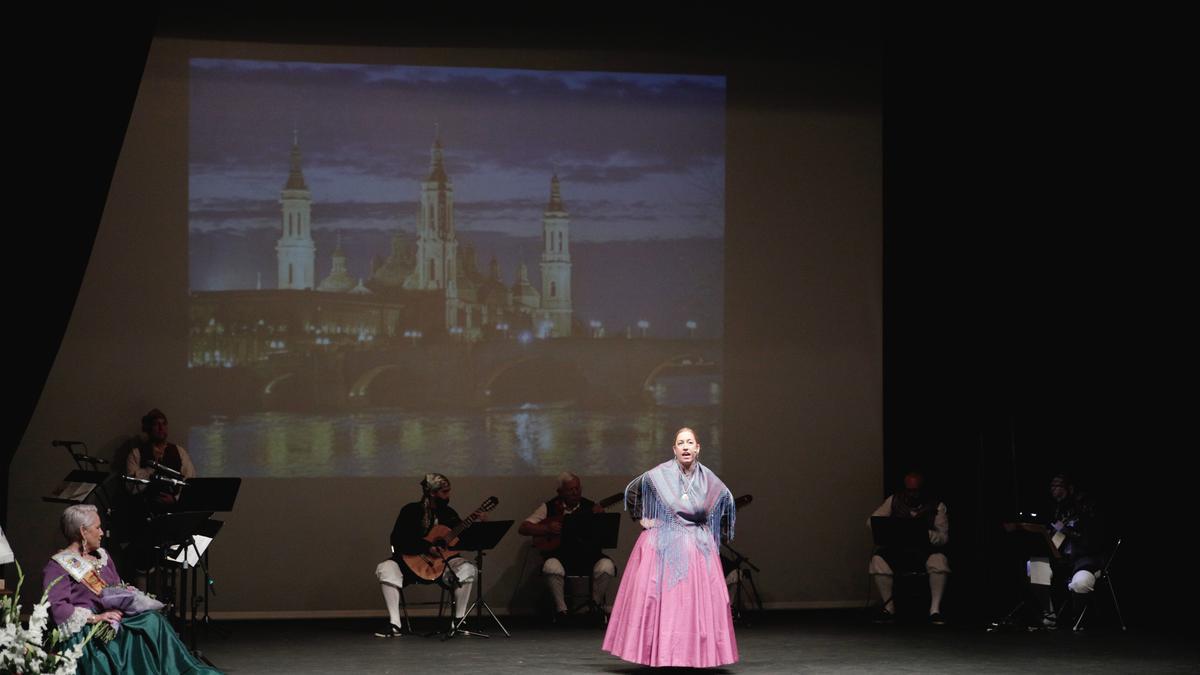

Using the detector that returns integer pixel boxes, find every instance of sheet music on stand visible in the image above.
[166,520,224,567]
[44,470,109,504]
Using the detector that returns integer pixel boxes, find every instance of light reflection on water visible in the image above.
[188,404,722,477]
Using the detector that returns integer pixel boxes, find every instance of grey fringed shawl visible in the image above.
[625,459,735,589]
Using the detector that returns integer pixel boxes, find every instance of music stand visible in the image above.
[869,516,929,548]
[559,512,621,619]
[44,467,121,570]
[168,519,225,659]
[447,519,514,639]
[44,470,109,504]
[987,520,1061,632]
[175,477,242,512]
[172,478,239,666]
[561,512,621,550]
[147,510,214,621]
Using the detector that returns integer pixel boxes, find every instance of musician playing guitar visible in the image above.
[374,473,489,638]
[1002,473,1106,630]
[519,472,621,621]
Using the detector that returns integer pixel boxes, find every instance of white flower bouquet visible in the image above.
[1,563,103,675]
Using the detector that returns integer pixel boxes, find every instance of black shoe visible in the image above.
[1041,611,1058,630]
[929,612,946,625]
[374,623,403,638]
[871,607,895,624]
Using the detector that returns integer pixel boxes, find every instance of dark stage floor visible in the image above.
[188,610,1196,674]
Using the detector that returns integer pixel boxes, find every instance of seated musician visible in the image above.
[867,470,950,624]
[1006,473,1105,629]
[373,473,478,638]
[518,472,616,622]
[124,408,196,505]
[120,408,198,579]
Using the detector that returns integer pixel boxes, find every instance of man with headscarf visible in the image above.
[373,473,478,637]
[867,470,951,624]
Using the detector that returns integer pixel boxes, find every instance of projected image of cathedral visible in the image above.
[190,131,577,373]
[184,61,723,475]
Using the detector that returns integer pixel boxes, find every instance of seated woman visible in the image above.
[42,504,221,674]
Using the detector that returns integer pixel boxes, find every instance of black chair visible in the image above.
[396,584,451,635]
[1072,538,1126,632]
[865,551,932,620]
[561,561,617,624]
[388,545,451,635]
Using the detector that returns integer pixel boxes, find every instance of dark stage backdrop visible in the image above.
[8,36,880,615]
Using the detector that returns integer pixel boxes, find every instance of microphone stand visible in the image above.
[121,474,189,624]
[53,440,108,471]
[721,542,763,622]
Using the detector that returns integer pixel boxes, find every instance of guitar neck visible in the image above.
[448,509,484,540]
[597,492,624,509]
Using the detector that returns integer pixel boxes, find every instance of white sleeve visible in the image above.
[524,503,548,525]
[60,607,93,637]
[867,495,893,528]
[126,448,150,493]
[929,502,950,546]
[177,445,197,479]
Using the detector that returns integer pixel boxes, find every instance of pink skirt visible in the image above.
[602,528,738,667]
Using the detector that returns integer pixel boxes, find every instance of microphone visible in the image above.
[121,474,186,487]
[149,461,183,478]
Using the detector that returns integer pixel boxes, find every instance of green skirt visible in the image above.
[69,611,222,675]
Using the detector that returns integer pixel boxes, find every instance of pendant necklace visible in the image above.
[681,465,698,501]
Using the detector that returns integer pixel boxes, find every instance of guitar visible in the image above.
[1002,519,1064,560]
[532,492,624,552]
[733,494,753,509]
[402,496,499,581]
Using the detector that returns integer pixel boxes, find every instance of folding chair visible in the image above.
[1072,537,1126,632]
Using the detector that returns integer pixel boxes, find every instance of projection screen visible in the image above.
[10,36,881,616]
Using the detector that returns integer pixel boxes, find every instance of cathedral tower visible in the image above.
[276,131,315,289]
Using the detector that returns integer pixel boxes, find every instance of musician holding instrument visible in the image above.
[1006,473,1104,629]
[117,408,198,580]
[518,471,618,621]
[124,408,196,505]
[373,473,481,638]
[867,470,951,624]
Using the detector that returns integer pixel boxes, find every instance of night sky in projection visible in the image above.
[189,60,725,339]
